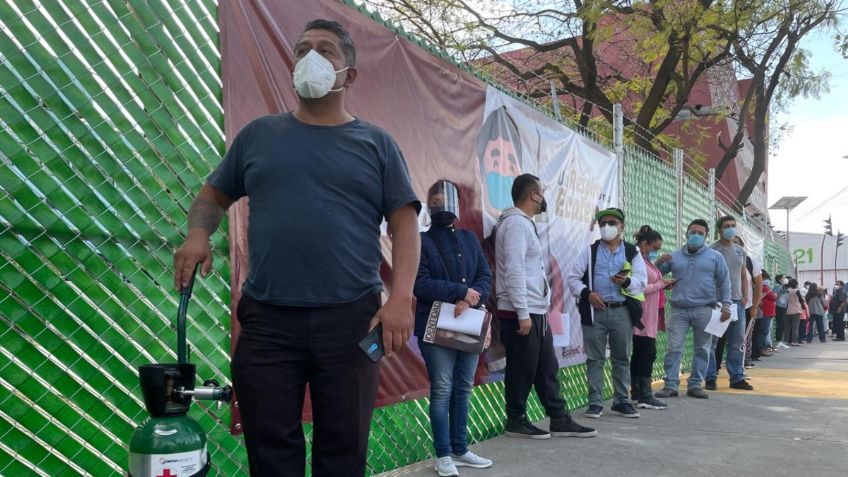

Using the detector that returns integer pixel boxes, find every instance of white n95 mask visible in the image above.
[292,50,348,99]
[600,224,619,242]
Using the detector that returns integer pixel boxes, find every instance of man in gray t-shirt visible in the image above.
[173,19,421,476]
[705,216,752,391]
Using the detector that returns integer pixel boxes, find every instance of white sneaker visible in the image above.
[452,451,493,469]
[777,341,790,349]
[434,456,459,476]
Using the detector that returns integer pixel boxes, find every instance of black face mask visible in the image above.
[539,197,548,214]
[430,211,456,227]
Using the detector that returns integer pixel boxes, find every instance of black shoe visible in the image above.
[636,395,668,410]
[610,402,640,418]
[550,414,597,438]
[686,387,709,399]
[584,404,603,419]
[655,387,679,398]
[704,379,717,391]
[504,416,550,439]
[730,380,754,390]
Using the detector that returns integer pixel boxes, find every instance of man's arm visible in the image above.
[566,246,590,298]
[173,183,235,289]
[750,271,763,317]
[741,265,749,305]
[371,204,420,355]
[499,220,530,320]
[624,250,648,295]
[656,253,673,275]
[716,255,732,307]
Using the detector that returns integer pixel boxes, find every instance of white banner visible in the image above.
[481,88,619,366]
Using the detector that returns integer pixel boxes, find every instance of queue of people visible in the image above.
[171,18,828,477]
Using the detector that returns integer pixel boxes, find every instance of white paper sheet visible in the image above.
[436,302,486,336]
[552,313,570,347]
[729,303,739,322]
[705,306,732,337]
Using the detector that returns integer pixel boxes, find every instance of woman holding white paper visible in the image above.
[413,180,493,476]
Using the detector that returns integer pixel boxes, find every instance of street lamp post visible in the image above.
[769,196,807,274]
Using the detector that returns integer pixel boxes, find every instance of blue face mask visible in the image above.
[648,250,659,262]
[485,172,515,211]
[687,233,705,248]
[721,227,736,240]
[763,279,771,288]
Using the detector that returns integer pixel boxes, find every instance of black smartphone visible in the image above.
[358,325,384,363]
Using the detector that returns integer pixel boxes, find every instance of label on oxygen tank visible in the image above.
[128,447,208,477]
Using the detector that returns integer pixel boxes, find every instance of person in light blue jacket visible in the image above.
[653,219,731,400]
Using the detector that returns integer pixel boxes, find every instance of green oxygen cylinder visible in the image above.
[128,414,209,477]
[128,268,222,477]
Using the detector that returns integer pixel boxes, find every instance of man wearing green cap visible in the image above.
[568,207,647,419]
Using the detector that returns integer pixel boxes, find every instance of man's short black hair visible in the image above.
[303,19,356,66]
[687,219,709,234]
[511,173,540,204]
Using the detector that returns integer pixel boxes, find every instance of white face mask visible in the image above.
[600,224,619,242]
[292,50,348,99]
[782,278,789,285]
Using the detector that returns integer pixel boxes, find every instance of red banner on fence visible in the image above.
[220,1,618,434]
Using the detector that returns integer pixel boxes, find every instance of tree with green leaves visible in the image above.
[367,0,845,210]
[712,0,843,209]
[366,0,738,154]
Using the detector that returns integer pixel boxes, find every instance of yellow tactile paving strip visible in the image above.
[658,368,848,399]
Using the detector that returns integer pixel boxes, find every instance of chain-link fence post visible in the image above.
[674,149,684,245]
[613,104,624,204]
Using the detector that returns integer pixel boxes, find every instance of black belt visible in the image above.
[606,301,626,308]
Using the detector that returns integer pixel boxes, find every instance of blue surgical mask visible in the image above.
[485,172,515,211]
[687,233,705,248]
[763,279,772,288]
[721,227,736,240]
[648,250,659,262]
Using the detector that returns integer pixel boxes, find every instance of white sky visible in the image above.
[769,28,848,235]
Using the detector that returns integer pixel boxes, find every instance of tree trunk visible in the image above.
[736,86,768,208]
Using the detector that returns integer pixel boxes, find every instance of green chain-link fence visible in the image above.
[0,1,789,476]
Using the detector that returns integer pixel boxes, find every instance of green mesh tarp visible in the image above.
[0,1,789,476]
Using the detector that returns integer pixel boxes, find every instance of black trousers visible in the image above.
[833,312,846,340]
[231,293,381,477]
[751,316,764,358]
[630,335,657,378]
[775,306,787,343]
[806,314,826,343]
[499,314,567,419]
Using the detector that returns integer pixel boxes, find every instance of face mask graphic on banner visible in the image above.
[427,180,460,227]
[292,50,348,99]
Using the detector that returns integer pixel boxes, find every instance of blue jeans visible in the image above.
[662,305,714,391]
[759,316,774,348]
[418,340,479,457]
[707,301,746,383]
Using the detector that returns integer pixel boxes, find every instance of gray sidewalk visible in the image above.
[379,340,848,477]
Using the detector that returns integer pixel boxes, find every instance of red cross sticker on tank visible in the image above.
[157,470,176,477]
